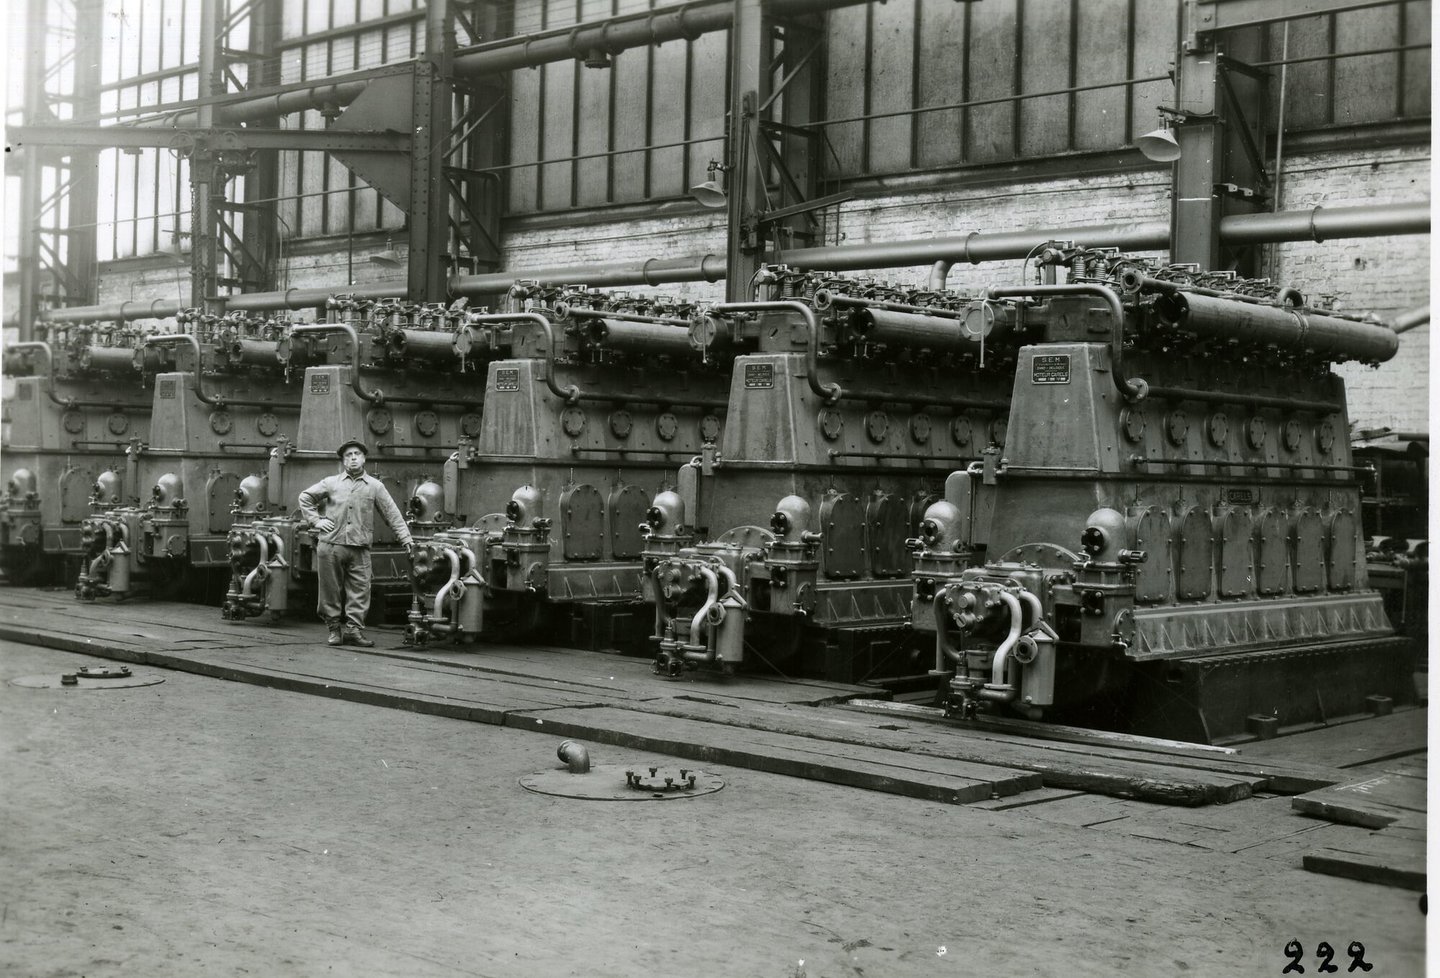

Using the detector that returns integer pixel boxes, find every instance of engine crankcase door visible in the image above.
[1173,506,1214,601]
[1254,509,1288,595]
[1215,506,1255,598]
[1326,510,1358,591]
[206,472,242,533]
[1128,507,1171,603]
[818,491,864,579]
[866,491,907,578]
[560,484,604,561]
[607,484,649,559]
[1291,508,1325,594]
[59,467,98,523]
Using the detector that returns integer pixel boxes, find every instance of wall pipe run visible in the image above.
[451,0,868,77]
[36,202,1429,325]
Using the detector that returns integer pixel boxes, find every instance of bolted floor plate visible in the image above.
[520,763,725,801]
[10,667,166,689]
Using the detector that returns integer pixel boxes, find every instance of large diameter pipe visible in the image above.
[587,318,695,356]
[851,308,980,353]
[388,327,474,363]
[222,285,407,312]
[1219,202,1430,244]
[136,82,369,128]
[234,338,282,368]
[1391,306,1430,335]
[79,345,142,373]
[39,298,181,324]
[450,255,725,297]
[453,0,866,77]
[1154,291,1400,363]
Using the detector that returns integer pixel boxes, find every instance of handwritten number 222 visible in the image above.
[1283,940,1373,973]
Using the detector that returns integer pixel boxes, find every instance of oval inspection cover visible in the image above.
[520,763,724,801]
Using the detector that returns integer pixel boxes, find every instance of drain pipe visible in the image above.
[928,260,954,290]
[985,284,1145,402]
[468,312,581,404]
[289,323,385,404]
[557,740,591,774]
[145,334,222,407]
[712,301,839,403]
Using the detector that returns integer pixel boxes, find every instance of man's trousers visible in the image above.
[316,542,372,631]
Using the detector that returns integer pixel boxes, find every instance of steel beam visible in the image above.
[1192,0,1397,36]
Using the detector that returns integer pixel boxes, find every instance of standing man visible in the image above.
[298,438,414,647]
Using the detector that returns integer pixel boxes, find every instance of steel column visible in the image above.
[407,0,454,302]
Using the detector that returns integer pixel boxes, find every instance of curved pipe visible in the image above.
[468,312,580,404]
[556,740,591,774]
[431,547,463,624]
[933,588,965,667]
[145,334,220,407]
[239,533,270,600]
[290,323,385,404]
[7,342,67,409]
[929,260,954,290]
[688,565,722,656]
[712,301,840,403]
[987,590,1024,697]
[985,284,1145,401]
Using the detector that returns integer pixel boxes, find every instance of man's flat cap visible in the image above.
[336,439,369,458]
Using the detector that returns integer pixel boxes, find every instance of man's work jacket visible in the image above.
[298,471,414,549]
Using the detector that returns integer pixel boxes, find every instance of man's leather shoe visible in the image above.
[326,627,343,647]
[342,631,375,647]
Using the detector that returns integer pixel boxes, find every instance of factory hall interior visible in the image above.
[0,0,1432,974]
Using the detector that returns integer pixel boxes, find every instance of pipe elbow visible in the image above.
[556,740,591,774]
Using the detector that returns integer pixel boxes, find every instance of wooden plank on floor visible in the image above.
[1302,832,1426,891]
[837,699,1336,795]
[1291,764,1428,830]
[503,705,1041,804]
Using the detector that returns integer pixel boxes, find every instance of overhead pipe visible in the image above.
[452,0,867,77]
[134,81,368,128]
[222,285,407,313]
[449,255,726,297]
[1219,202,1430,245]
[39,298,182,324]
[985,284,1146,401]
[1390,306,1430,335]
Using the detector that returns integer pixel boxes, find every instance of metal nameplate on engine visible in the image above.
[159,378,177,398]
[496,367,520,392]
[1226,488,1257,505]
[1031,354,1071,384]
[309,375,331,394]
[744,363,774,389]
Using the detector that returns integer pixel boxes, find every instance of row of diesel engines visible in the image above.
[2,248,1416,741]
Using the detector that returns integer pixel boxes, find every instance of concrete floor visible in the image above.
[0,640,1428,978]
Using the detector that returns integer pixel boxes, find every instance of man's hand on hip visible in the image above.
[313,518,336,534]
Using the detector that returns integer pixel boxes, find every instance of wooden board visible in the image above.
[839,699,1336,796]
[1291,761,1427,830]
[1302,831,1427,891]
[503,705,1042,805]
[1238,708,1428,769]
